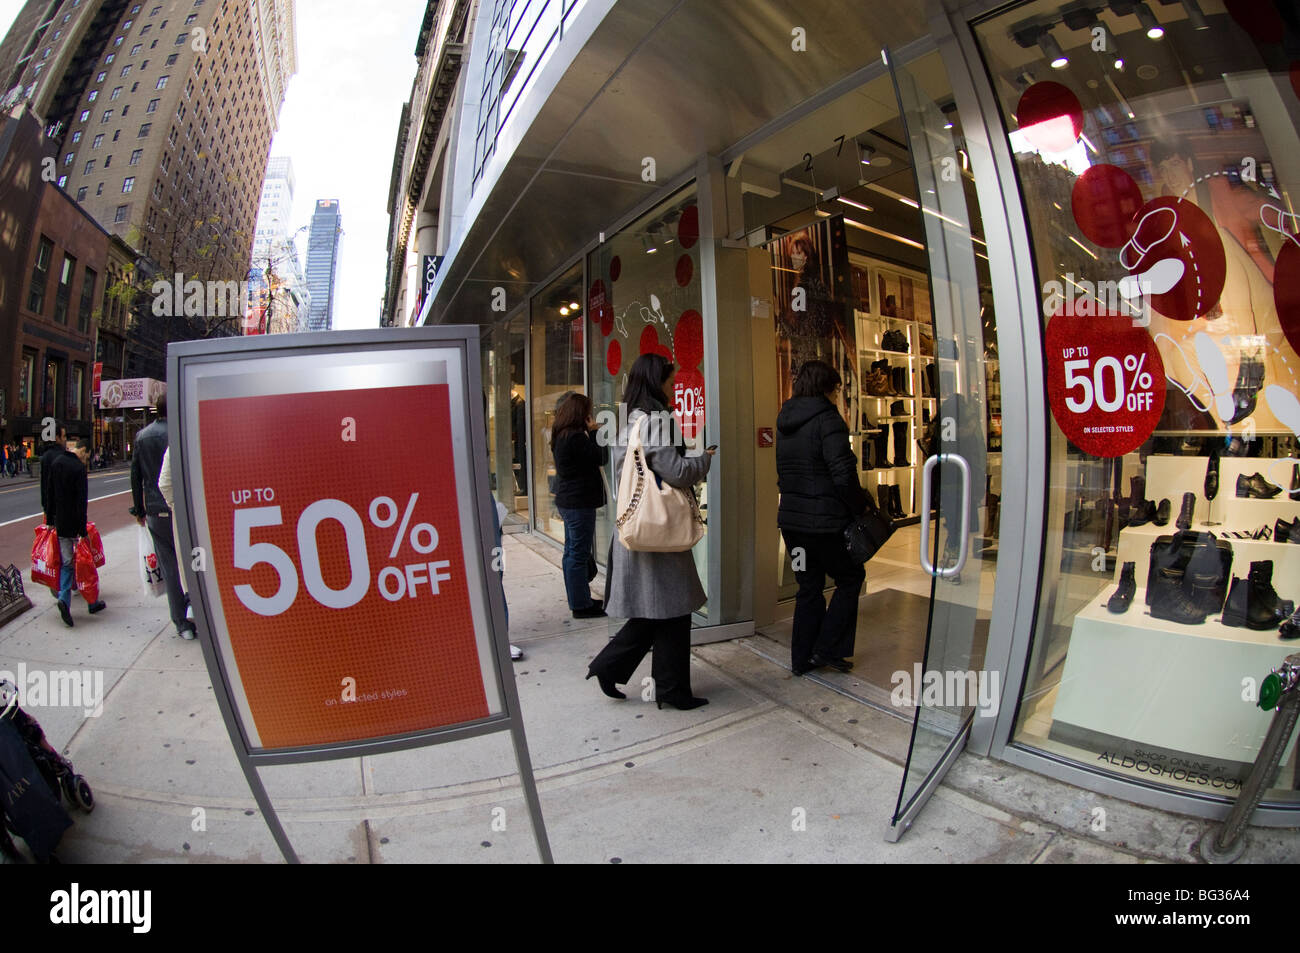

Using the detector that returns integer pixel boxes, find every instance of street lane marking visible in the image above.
[0,490,132,528]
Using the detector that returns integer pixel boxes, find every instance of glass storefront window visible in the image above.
[975,0,1300,804]
[586,184,708,606]
[531,262,586,541]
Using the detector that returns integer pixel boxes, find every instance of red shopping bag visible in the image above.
[75,539,99,604]
[85,521,106,568]
[31,526,60,588]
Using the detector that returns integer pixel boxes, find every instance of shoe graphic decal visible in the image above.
[1119,207,1179,272]
[1260,204,1300,248]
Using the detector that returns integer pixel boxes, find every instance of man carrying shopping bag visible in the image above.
[130,395,196,639]
[48,437,106,626]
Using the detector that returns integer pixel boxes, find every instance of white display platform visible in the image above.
[1143,454,1298,513]
[1052,587,1295,770]
[1114,520,1300,589]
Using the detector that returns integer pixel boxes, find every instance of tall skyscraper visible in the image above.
[0,0,298,305]
[305,198,341,332]
[250,155,308,332]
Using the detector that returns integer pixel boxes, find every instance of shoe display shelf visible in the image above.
[851,257,933,529]
[1115,521,1300,590]
[1143,454,1298,519]
[1052,585,1296,775]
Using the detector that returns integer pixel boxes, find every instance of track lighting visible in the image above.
[1039,31,1069,69]
[1182,0,1209,30]
[1135,2,1164,39]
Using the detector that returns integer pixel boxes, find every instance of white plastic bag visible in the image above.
[139,525,166,598]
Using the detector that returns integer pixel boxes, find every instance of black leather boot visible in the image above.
[1153,498,1171,527]
[889,483,906,519]
[1275,518,1298,544]
[1222,561,1295,629]
[1204,450,1220,501]
[1175,491,1195,530]
[873,428,890,468]
[878,485,891,516]
[892,422,910,467]
[1225,354,1264,424]
[1290,462,1299,502]
[1107,561,1136,613]
[1281,605,1300,640]
[891,366,911,397]
[1236,472,1282,499]
[1149,569,1209,624]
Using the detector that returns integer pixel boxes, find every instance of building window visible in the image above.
[131,44,142,56]
[79,109,90,122]
[142,24,152,35]
[53,253,76,324]
[57,175,67,188]
[71,131,81,144]
[175,32,188,45]
[166,53,178,65]
[123,19,134,30]
[147,98,158,112]
[150,5,160,15]
[64,152,74,165]
[137,123,151,137]
[43,359,61,418]
[78,268,95,333]
[115,204,129,222]
[17,351,36,416]
[101,109,112,122]
[111,86,122,100]
[114,36,124,47]
[96,71,106,83]
[121,105,129,116]
[96,183,104,195]
[70,365,85,420]
[131,82,139,91]
[129,149,142,165]
[88,90,98,102]
[83,159,95,174]
[76,186,87,201]
[120,65,131,76]
[156,75,169,89]
[112,130,120,141]
[106,53,115,64]
[104,155,112,168]
[122,177,135,193]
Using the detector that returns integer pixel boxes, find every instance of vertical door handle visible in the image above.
[918,453,972,578]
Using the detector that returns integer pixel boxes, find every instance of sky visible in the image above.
[0,0,428,330]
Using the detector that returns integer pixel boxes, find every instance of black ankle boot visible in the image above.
[1281,605,1300,640]
[1236,472,1282,499]
[1107,561,1136,613]
[1290,463,1299,502]
[1153,498,1171,526]
[878,485,891,515]
[1175,491,1196,530]
[1149,570,1210,624]
[1222,560,1295,629]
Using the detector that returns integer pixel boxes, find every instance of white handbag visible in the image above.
[615,414,705,552]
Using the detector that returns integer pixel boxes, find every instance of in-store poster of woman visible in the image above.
[771,219,857,427]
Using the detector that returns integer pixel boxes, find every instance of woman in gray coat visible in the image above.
[587,353,714,710]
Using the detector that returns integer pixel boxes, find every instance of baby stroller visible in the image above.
[0,678,93,863]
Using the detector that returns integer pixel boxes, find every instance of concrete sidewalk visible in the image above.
[2,522,1296,863]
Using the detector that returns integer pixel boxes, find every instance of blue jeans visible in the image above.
[58,537,76,605]
[557,506,597,610]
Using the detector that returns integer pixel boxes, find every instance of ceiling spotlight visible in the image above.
[569,301,579,310]
[559,306,570,316]
[1135,2,1164,39]
[1183,0,1209,30]
[1039,31,1069,69]
[860,144,876,166]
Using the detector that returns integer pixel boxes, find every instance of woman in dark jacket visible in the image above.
[552,392,609,618]
[776,360,868,675]
[586,353,715,710]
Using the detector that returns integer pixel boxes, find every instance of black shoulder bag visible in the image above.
[844,492,894,564]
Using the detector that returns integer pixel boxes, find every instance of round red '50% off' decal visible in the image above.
[1045,308,1166,458]
[231,489,449,616]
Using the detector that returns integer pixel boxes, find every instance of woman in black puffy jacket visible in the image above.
[776,360,869,675]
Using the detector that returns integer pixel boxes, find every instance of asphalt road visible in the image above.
[0,465,138,573]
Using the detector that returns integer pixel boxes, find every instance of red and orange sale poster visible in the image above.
[197,379,492,749]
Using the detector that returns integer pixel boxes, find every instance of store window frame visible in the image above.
[944,0,1300,826]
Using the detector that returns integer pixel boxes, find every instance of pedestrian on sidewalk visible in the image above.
[776,360,868,676]
[39,423,68,520]
[49,436,106,625]
[551,392,608,619]
[586,354,714,710]
[130,396,196,640]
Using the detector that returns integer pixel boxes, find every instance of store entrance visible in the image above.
[741,47,1002,836]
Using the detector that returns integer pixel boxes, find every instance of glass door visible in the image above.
[884,47,1000,840]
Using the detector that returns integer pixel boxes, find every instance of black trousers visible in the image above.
[781,529,865,668]
[588,614,693,698]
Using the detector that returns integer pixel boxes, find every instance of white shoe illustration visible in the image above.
[1120,207,1179,271]
[1117,257,1185,299]
[1260,204,1300,247]
[1265,384,1300,438]
[1192,332,1235,422]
